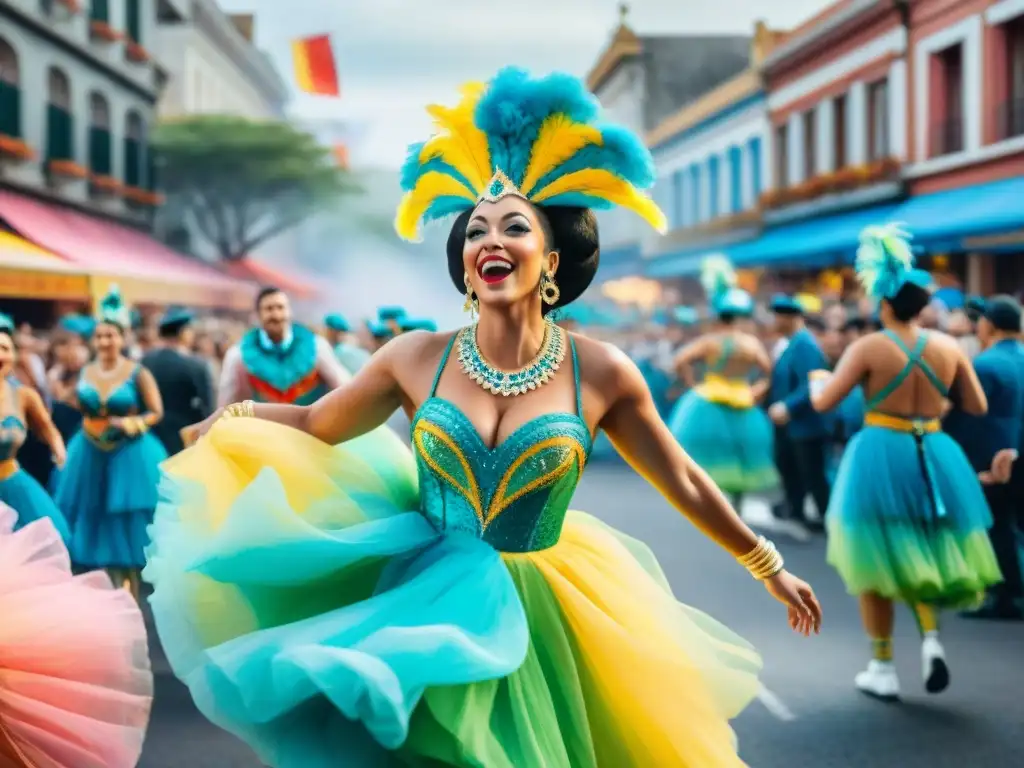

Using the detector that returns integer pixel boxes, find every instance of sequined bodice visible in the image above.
[77,370,142,418]
[411,335,591,553]
[0,380,25,461]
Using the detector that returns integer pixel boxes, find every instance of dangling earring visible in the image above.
[540,271,560,306]
[463,272,479,319]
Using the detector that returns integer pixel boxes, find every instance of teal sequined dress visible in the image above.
[145,332,762,767]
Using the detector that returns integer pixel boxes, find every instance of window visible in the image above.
[0,37,19,139]
[124,111,145,188]
[90,0,109,22]
[867,78,889,160]
[833,93,847,169]
[728,145,742,213]
[689,164,701,223]
[748,137,762,201]
[46,67,73,164]
[802,110,817,178]
[774,123,789,188]
[88,92,112,177]
[940,44,963,155]
[1004,18,1024,139]
[125,0,141,44]
[671,169,686,228]
[708,155,720,219]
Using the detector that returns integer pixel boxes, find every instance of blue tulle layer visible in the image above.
[667,392,778,493]
[0,467,71,544]
[54,431,167,567]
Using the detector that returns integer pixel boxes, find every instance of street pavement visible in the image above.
[139,462,1024,767]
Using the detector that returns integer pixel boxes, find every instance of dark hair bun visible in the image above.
[885,281,932,323]
[446,204,599,314]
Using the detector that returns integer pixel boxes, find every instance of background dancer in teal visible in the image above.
[666,256,777,508]
[811,224,1002,702]
[53,287,168,601]
[0,314,69,543]
[324,313,372,374]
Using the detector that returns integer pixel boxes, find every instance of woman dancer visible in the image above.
[667,257,778,505]
[0,314,70,542]
[53,287,167,600]
[812,224,1000,701]
[146,68,821,767]
[0,501,152,767]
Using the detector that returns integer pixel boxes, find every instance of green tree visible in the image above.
[153,116,356,262]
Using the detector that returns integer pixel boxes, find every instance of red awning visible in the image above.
[223,259,319,299]
[0,190,256,309]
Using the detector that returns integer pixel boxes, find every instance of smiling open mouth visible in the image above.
[477,255,515,284]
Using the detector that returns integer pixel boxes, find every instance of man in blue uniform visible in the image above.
[946,295,1024,620]
[768,294,832,533]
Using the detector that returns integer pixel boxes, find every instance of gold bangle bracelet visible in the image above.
[738,537,785,581]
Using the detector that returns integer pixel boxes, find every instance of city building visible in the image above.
[583,5,752,298]
[0,0,253,321]
[645,22,782,285]
[150,0,299,289]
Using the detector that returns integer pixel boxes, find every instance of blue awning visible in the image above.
[727,203,901,268]
[645,203,899,278]
[889,176,1024,250]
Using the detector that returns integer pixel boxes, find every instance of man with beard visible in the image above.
[218,287,350,408]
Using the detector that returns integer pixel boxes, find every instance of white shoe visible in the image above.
[921,635,950,694]
[855,660,901,702]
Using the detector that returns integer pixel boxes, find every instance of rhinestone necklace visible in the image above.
[457,319,566,397]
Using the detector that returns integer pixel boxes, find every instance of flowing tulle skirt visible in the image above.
[0,468,71,544]
[145,419,762,767]
[667,389,778,494]
[53,431,167,568]
[0,503,152,767]
[826,426,1002,607]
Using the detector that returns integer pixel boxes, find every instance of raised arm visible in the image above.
[672,337,709,388]
[950,348,988,416]
[597,346,821,635]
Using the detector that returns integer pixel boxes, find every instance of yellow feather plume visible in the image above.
[394,171,477,241]
[531,168,667,233]
[519,115,603,196]
[418,83,492,194]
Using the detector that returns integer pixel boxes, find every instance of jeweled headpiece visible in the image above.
[96,285,132,329]
[700,254,753,317]
[394,67,667,241]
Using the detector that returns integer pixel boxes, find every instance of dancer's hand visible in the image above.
[51,442,66,470]
[181,408,224,446]
[768,403,790,426]
[764,570,822,636]
[980,448,1018,485]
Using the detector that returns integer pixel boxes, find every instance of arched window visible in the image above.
[88,92,112,177]
[45,66,74,164]
[0,37,20,139]
[124,110,146,187]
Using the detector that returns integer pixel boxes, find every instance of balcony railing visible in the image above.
[930,116,964,157]
[995,97,1024,142]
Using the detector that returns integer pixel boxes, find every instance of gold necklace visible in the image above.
[457,319,566,396]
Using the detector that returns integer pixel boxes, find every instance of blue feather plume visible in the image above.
[855,223,915,299]
[97,285,131,328]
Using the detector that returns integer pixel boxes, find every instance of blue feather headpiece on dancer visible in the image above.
[700,255,754,320]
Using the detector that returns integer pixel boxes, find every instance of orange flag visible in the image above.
[292,35,340,96]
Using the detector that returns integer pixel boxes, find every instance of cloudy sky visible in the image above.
[218,0,831,168]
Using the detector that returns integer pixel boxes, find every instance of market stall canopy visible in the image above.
[0,230,90,301]
[0,190,256,310]
[223,259,320,299]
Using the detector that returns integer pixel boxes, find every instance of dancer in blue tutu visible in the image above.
[0,314,70,542]
[811,224,1001,701]
[666,256,778,505]
[53,287,168,600]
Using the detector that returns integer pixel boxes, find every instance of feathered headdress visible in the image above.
[394,67,667,241]
[855,224,918,299]
[700,254,753,317]
[0,312,13,335]
[96,285,131,329]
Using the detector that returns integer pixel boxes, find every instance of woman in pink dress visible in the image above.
[0,501,152,767]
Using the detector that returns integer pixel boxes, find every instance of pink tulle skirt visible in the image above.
[0,502,153,767]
